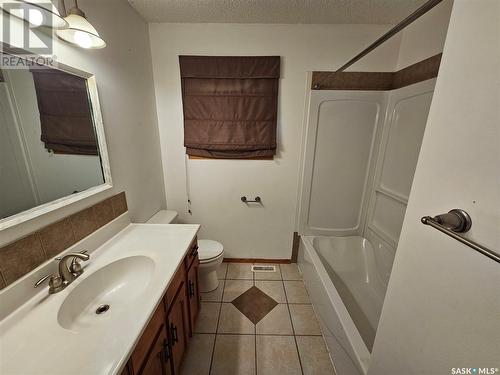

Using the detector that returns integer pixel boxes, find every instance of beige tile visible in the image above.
[0,234,46,285]
[93,199,115,228]
[222,279,253,302]
[70,207,98,242]
[211,334,255,375]
[284,281,310,303]
[296,336,336,375]
[201,279,224,302]
[256,335,302,375]
[253,264,282,280]
[289,304,322,335]
[218,303,254,334]
[194,303,220,333]
[217,263,228,279]
[226,263,253,279]
[281,264,303,280]
[39,218,76,258]
[255,281,286,303]
[110,192,128,217]
[180,334,215,375]
[256,304,293,335]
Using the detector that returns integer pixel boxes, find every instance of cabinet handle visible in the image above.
[162,338,170,362]
[188,280,195,298]
[190,246,198,257]
[170,323,178,345]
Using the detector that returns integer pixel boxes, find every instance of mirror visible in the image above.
[0,48,111,229]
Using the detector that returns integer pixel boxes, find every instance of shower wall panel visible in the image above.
[364,79,436,285]
[299,91,387,237]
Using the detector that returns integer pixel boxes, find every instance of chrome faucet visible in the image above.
[35,251,90,294]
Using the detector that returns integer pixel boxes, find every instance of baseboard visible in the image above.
[223,258,291,264]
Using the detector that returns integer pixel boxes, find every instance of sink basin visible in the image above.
[58,256,155,331]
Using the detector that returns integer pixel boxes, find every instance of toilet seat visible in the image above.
[198,240,224,264]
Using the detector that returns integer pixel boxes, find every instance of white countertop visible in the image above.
[0,223,200,375]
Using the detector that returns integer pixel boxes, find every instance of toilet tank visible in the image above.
[147,210,178,224]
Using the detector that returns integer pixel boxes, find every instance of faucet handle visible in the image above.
[34,274,63,292]
[34,274,53,288]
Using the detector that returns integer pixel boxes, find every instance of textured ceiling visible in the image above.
[128,0,428,24]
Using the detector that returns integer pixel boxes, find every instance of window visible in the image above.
[179,56,280,159]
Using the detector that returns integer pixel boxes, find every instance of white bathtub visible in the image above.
[297,236,387,375]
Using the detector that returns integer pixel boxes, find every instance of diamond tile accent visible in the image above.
[232,286,278,324]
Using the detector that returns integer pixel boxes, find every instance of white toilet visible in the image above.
[197,239,224,292]
[147,210,224,293]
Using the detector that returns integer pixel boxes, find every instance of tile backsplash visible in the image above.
[0,192,127,290]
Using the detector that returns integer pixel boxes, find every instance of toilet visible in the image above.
[147,209,179,224]
[147,210,224,292]
[197,239,224,292]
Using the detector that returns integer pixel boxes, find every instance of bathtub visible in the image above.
[297,236,387,375]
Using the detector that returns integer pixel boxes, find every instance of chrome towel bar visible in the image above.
[421,209,500,264]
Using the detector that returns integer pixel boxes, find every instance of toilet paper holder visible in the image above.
[241,196,261,203]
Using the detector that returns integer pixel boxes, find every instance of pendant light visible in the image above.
[56,0,106,49]
[0,0,68,28]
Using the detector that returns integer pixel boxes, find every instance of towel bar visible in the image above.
[421,209,500,264]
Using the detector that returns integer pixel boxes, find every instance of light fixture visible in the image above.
[56,0,106,49]
[0,0,68,28]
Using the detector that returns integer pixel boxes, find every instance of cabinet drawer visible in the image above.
[131,302,166,373]
[165,265,186,310]
[184,237,198,270]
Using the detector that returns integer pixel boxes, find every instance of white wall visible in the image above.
[369,1,500,373]
[5,69,104,204]
[396,0,453,69]
[0,0,165,246]
[149,23,402,259]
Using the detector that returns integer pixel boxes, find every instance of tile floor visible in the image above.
[180,263,336,375]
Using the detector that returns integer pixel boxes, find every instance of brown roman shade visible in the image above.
[30,68,98,156]
[179,56,280,159]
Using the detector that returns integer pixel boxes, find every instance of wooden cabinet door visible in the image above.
[186,258,200,335]
[131,303,166,374]
[168,286,189,374]
[140,328,170,375]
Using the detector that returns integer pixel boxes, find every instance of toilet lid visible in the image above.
[198,240,224,262]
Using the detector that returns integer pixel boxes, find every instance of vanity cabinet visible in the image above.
[186,256,200,335]
[167,286,189,374]
[124,237,199,375]
[141,328,171,375]
[130,303,167,373]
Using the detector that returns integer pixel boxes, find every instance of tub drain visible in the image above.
[95,304,110,314]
